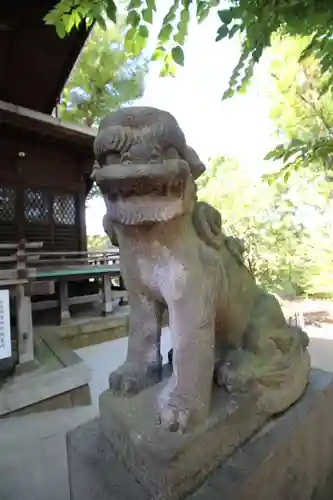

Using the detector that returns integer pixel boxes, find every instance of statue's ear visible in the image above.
[184,146,206,180]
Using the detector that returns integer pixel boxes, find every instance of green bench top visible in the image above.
[36,265,121,279]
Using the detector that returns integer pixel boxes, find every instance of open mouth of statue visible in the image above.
[107,178,185,200]
[92,160,192,225]
[92,159,190,200]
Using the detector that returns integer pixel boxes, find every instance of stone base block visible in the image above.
[67,369,333,500]
[99,381,267,500]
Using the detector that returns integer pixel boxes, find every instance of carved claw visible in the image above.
[159,405,190,433]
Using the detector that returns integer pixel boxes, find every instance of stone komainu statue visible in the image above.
[92,106,310,432]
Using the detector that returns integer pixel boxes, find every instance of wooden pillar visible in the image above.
[59,280,71,324]
[16,284,34,364]
[16,239,34,364]
[119,274,127,305]
[101,274,113,316]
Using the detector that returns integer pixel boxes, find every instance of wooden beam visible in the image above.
[0,99,96,145]
[32,293,101,312]
[0,241,43,250]
[31,290,128,312]
[0,278,28,287]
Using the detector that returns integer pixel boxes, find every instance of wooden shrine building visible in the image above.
[0,2,128,379]
[0,1,95,253]
[0,101,95,253]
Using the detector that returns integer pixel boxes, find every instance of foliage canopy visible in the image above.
[198,155,333,297]
[261,35,333,184]
[59,21,147,128]
[46,0,333,99]
[59,20,147,199]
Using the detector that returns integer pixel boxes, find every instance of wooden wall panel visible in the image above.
[0,126,89,252]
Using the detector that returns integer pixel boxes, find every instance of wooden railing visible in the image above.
[0,240,127,365]
[0,240,44,365]
[0,245,120,274]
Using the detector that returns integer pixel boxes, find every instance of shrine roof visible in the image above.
[0,1,91,114]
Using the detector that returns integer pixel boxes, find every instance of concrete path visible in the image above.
[1,326,333,500]
[0,329,171,500]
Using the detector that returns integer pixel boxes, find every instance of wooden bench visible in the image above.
[34,262,124,323]
[0,241,128,364]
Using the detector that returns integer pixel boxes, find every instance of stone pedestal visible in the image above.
[67,369,333,500]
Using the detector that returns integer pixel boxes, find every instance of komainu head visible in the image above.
[92,106,205,226]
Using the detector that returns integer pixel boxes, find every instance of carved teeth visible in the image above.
[105,176,185,199]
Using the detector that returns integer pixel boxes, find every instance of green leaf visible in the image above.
[264,146,287,161]
[96,15,107,31]
[284,170,291,182]
[171,45,185,66]
[196,1,206,17]
[222,88,235,100]
[146,0,157,11]
[127,10,141,27]
[299,36,318,61]
[174,8,190,45]
[283,149,299,163]
[289,138,306,148]
[55,22,67,38]
[196,1,211,23]
[198,8,210,24]
[158,23,173,43]
[106,0,117,23]
[217,9,233,25]
[139,24,149,38]
[62,13,74,32]
[163,0,180,24]
[159,53,177,77]
[228,24,240,38]
[262,172,279,185]
[44,11,57,26]
[85,17,94,29]
[131,35,148,56]
[142,8,153,24]
[174,31,185,45]
[152,46,165,61]
[216,25,229,42]
[125,26,137,41]
[72,11,82,28]
[128,0,142,7]
[180,7,190,24]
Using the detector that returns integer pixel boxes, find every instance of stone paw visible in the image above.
[159,404,190,433]
[109,361,160,395]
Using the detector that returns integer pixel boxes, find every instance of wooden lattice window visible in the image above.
[0,186,16,222]
[24,188,49,223]
[53,194,76,225]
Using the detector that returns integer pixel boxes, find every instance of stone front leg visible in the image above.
[109,293,164,395]
[158,289,216,432]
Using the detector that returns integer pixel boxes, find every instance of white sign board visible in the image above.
[0,289,12,360]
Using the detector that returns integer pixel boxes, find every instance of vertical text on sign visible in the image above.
[0,289,11,360]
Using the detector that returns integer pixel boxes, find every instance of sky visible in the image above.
[86,8,278,235]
